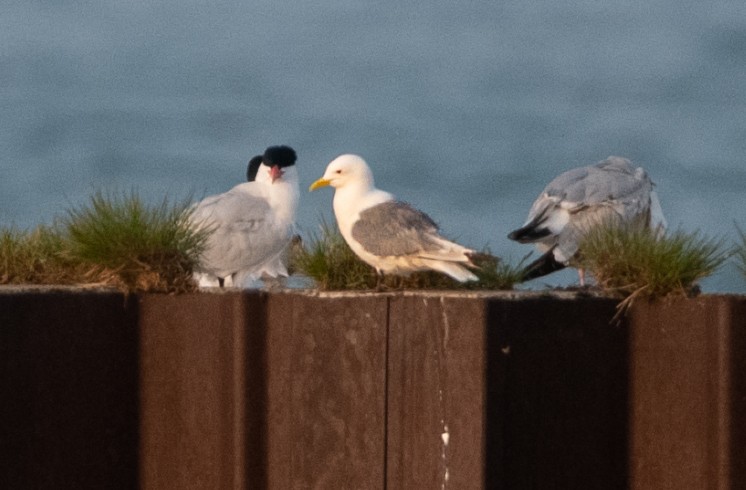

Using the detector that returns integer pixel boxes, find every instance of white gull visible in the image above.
[309,154,477,283]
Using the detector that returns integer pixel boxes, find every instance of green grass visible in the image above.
[291,220,376,290]
[458,250,528,291]
[292,220,524,290]
[62,191,209,292]
[0,224,82,285]
[578,221,729,302]
[737,227,746,279]
[1,191,209,293]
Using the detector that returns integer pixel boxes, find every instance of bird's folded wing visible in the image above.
[550,164,650,206]
[351,201,442,256]
[528,164,652,221]
[192,187,286,272]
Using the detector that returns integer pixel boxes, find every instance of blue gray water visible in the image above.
[2,0,745,291]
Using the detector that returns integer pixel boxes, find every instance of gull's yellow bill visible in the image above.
[309,178,331,191]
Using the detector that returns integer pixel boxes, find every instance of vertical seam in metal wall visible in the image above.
[383,296,391,490]
[233,294,246,490]
[716,298,731,489]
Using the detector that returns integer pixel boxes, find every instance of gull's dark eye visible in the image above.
[335,169,342,174]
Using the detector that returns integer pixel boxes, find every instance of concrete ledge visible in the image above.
[1,288,744,489]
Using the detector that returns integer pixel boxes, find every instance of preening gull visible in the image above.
[309,154,477,283]
[508,156,666,285]
[191,145,299,287]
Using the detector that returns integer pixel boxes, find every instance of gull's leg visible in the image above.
[375,270,385,291]
[578,268,586,287]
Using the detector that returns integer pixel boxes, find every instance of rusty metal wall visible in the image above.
[263,292,388,490]
[386,294,488,490]
[2,289,745,489]
[628,295,746,490]
[0,289,139,490]
[138,292,268,490]
[485,296,629,490]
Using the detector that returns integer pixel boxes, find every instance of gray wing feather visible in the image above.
[192,186,272,235]
[543,156,651,208]
[351,201,443,256]
[516,157,657,261]
[191,184,285,276]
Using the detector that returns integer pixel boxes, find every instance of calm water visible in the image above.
[2,0,745,291]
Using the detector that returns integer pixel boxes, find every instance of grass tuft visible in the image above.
[62,191,209,293]
[0,224,84,284]
[292,220,524,290]
[466,251,529,290]
[578,221,729,304]
[291,220,375,290]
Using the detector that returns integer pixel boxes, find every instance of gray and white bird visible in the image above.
[309,154,477,283]
[192,146,299,287]
[231,154,295,288]
[508,156,666,285]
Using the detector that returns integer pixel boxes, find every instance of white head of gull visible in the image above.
[309,154,477,284]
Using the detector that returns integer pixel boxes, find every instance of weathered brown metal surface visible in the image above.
[264,292,388,490]
[730,298,746,487]
[386,294,487,490]
[485,296,628,490]
[138,292,267,490]
[0,289,139,489]
[385,294,627,489]
[629,295,746,490]
[3,288,746,489]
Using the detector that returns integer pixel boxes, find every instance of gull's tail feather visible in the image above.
[520,248,566,281]
[420,238,480,282]
[425,260,479,282]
